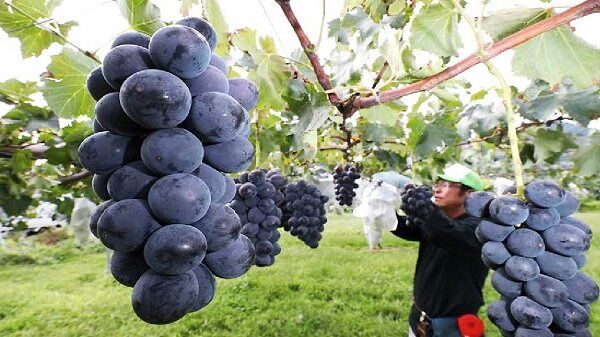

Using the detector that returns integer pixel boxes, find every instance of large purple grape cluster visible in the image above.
[469,180,597,336]
[83,18,259,324]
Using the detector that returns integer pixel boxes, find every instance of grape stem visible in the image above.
[372,61,389,89]
[450,0,525,197]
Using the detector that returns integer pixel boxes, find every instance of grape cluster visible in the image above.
[281,180,329,248]
[333,165,361,206]
[468,180,598,336]
[399,184,435,226]
[82,18,259,325]
[229,169,287,267]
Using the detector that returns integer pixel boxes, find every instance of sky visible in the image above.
[0,0,599,114]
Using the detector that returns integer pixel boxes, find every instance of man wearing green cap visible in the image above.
[392,163,488,337]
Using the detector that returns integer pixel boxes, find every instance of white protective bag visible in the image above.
[69,197,97,244]
[353,181,402,249]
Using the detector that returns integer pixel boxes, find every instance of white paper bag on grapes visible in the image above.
[69,197,97,244]
[354,181,400,249]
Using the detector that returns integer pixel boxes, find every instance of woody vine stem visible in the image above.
[450,0,525,196]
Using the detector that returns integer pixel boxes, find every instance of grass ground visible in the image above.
[0,213,598,337]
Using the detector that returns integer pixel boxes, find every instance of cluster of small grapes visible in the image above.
[229,169,288,267]
[82,17,259,324]
[399,184,435,226]
[333,165,360,206]
[467,180,597,337]
[281,180,329,248]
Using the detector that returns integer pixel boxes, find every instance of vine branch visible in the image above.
[58,170,92,185]
[275,0,600,113]
[275,0,340,106]
[356,0,600,110]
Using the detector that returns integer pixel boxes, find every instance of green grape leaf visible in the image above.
[286,82,331,136]
[519,93,560,121]
[0,0,74,57]
[409,4,462,57]
[358,121,404,144]
[482,8,550,41]
[561,87,600,125]
[61,120,93,144]
[3,103,54,123]
[380,27,406,78]
[232,29,289,111]
[519,85,600,125]
[360,102,404,127]
[407,112,426,151]
[574,137,600,176]
[45,146,72,165]
[41,48,98,118]
[512,27,600,88]
[456,104,504,138]
[202,0,229,55]
[374,149,407,169]
[10,149,34,173]
[408,112,458,157]
[532,128,577,163]
[344,0,407,22]
[117,0,164,35]
[0,189,33,216]
[0,79,37,104]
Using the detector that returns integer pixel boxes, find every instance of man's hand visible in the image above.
[400,184,436,226]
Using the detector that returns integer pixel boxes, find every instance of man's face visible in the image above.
[433,179,468,211]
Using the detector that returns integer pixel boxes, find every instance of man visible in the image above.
[392,163,488,337]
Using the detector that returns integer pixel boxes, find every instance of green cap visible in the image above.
[437,163,484,191]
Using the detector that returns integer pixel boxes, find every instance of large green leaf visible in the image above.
[0,79,37,104]
[202,0,229,55]
[409,4,462,57]
[284,80,331,136]
[519,85,600,125]
[358,121,404,144]
[0,0,75,57]
[41,48,98,118]
[574,137,600,176]
[561,88,600,125]
[512,27,600,88]
[61,120,93,144]
[231,29,289,111]
[117,0,164,35]
[482,8,549,41]
[532,128,577,163]
[407,112,458,157]
[360,101,404,127]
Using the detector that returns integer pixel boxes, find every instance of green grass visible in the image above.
[0,213,598,337]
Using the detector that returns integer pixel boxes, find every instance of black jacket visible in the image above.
[392,209,488,318]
